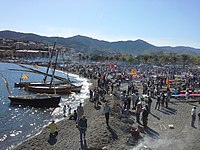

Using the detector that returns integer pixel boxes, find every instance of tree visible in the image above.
[142,54,149,64]
[181,54,190,68]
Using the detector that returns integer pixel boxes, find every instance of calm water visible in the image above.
[0,62,90,150]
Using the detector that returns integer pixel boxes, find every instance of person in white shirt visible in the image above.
[191,106,196,127]
[185,89,189,101]
[77,103,84,122]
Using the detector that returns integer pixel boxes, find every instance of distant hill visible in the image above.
[0,30,199,55]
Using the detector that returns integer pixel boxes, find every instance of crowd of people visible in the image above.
[49,62,200,143]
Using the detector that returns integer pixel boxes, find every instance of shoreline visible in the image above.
[0,62,91,150]
[12,79,101,150]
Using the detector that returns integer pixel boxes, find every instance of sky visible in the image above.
[0,0,199,48]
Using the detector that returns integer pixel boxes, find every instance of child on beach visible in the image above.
[69,110,77,121]
[67,104,72,115]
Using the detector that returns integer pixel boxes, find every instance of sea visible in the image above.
[0,62,91,150]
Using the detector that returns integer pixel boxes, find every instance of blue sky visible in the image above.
[0,0,199,48]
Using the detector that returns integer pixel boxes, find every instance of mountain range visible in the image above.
[0,30,199,56]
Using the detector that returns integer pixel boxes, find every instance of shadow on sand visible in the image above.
[144,127,160,139]
[48,132,58,145]
[80,139,88,150]
[106,125,118,140]
[158,107,177,115]
[150,112,160,120]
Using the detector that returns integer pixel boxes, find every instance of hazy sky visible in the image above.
[0,0,199,48]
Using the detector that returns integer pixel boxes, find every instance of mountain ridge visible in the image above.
[0,30,199,55]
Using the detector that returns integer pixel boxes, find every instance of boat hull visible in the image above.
[71,85,83,93]
[8,94,61,107]
[24,85,72,94]
[14,81,68,88]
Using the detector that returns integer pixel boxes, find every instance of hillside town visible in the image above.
[0,38,86,64]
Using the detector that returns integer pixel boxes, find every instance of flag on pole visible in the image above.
[22,74,29,79]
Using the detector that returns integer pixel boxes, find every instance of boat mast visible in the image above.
[49,49,59,88]
[43,42,56,83]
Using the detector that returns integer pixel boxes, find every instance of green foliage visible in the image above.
[89,53,200,65]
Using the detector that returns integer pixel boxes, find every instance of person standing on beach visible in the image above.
[142,107,149,128]
[89,89,93,101]
[120,91,125,113]
[155,94,161,110]
[135,102,142,124]
[191,106,196,127]
[93,88,99,108]
[77,115,87,141]
[147,96,152,112]
[185,89,190,101]
[111,82,114,93]
[67,104,72,115]
[103,102,111,126]
[77,103,84,122]
[63,105,67,117]
[131,93,136,110]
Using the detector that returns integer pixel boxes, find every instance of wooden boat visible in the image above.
[24,83,82,94]
[71,84,83,93]
[24,84,72,94]
[8,94,61,108]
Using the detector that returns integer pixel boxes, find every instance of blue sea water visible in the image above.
[0,62,90,150]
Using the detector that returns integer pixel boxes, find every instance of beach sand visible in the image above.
[12,80,200,150]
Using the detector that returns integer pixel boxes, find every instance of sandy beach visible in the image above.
[12,79,200,150]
